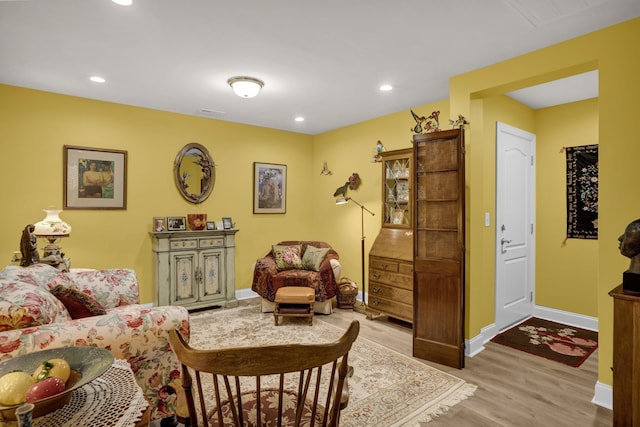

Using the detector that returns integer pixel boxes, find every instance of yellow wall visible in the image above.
[0,84,316,303]
[311,102,449,284]
[2,17,639,391]
[450,17,640,387]
[535,99,599,316]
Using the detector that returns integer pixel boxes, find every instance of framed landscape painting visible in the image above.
[64,145,127,209]
[254,162,286,214]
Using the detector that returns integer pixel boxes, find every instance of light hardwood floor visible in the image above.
[319,306,612,427]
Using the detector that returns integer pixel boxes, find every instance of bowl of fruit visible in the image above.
[0,346,114,420]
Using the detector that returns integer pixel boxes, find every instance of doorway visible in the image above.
[495,122,536,332]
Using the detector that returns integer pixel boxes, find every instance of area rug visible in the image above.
[187,304,476,426]
[491,317,598,367]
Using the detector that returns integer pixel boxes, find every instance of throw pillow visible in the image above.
[302,246,330,271]
[272,245,303,271]
[49,285,106,319]
[0,282,70,331]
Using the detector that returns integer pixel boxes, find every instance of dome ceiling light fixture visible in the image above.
[227,76,264,98]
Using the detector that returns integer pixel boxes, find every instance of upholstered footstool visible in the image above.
[274,287,315,326]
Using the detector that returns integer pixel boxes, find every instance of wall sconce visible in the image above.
[228,76,264,98]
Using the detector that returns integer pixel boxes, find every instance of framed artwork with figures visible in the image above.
[254,162,286,213]
[63,145,127,210]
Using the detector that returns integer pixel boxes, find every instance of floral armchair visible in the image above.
[251,241,341,313]
[0,264,190,422]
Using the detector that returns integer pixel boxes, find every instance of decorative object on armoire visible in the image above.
[335,197,374,313]
[254,162,286,214]
[174,143,215,204]
[187,214,207,231]
[166,216,186,231]
[320,161,332,175]
[153,217,167,232]
[566,144,598,239]
[491,317,598,367]
[63,145,127,210]
[19,224,39,267]
[618,218,640,292]
[413,129,465,369]
[222,217,233,229]
[449,114,470,129]
[33,208,71,271]
[371,140,386,162]
[150,229,239,310]
[368,148,414,323]
[410,110,440,134]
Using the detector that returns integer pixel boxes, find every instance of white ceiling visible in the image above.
[1,0,637,135]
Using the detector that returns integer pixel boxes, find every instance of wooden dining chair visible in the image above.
[168,320,359,427]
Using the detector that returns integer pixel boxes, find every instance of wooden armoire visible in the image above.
[412,129,466,369]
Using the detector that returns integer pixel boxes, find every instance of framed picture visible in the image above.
[167,216,186,231]
[254,162,286,213]
[222,217,233,230]
[153,217,167,232]
[63,145,127,210]
[205,221,216,230]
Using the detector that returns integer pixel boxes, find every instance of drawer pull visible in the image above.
[380,263,388,269]
[372,273,381,280]
[371,299,380,306]
[372,286,381,293]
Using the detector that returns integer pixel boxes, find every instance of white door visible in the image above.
[495,122,536,331]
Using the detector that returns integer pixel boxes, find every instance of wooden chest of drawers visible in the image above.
[368,256,413,322]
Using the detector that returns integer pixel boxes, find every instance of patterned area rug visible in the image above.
[188,304,476,426]
[491,317,598,367]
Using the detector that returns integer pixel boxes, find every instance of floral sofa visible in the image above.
[0,263,190,422]
[251,241,341,314]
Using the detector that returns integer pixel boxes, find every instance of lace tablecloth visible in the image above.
[29,359,148,427]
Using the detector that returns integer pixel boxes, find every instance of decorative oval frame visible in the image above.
[174,142,215,204]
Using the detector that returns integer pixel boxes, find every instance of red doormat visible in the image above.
[490,317,598,367]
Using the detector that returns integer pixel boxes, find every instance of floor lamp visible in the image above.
[336,196,374,313]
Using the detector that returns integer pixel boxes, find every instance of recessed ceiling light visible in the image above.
[294,117,305,122]
[379,84,393,92]
[112,0,133,6]
[89,76,106,83]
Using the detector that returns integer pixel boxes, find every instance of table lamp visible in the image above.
[33,208,71,261]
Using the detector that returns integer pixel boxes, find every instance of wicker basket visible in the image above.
[337,278,358,309]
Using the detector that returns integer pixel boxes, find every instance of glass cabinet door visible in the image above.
[381,148,412,228]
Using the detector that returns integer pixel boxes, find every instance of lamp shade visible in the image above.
[33,209,71,238]
[228,76,264,98]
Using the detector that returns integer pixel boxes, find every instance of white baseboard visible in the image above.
[465,305,609,408]
[236,288,260,300]
[592,381,612,409]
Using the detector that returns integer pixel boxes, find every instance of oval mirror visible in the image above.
[174,143,215,204]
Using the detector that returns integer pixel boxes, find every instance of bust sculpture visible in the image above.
[619,219,640,291]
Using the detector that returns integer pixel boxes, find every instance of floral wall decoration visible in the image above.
[566,144,598,239]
